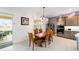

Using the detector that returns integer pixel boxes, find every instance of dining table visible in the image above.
[35,32,46,47]
[36,32,45,37]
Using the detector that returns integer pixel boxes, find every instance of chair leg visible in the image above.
[32,42,34,50]
[48,37,51,45]
[51,36,53,42]
[45,40,46,48]
[52,38,53,42]
[48,40,51,45]
[29,39,31,47]
[48,39,51,45]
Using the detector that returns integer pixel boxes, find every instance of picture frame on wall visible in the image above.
[21,17,29,25]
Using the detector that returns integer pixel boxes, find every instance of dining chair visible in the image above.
[39,28,43,33]
[49,29,53,42]
[45,31,51,45]
[28,33,35,50]
[46,27,53,44]
[34,28,38,34]
[34,28,39,41]
[29,33,38,50]
[28,33,32,47]
[43,36,47,48]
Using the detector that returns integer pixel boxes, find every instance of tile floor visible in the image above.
[0,36,77,51]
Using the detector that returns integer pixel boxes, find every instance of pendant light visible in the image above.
[40,7,48,24]
[40,7,45,20]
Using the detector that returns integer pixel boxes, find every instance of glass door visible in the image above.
[0,12,12,49]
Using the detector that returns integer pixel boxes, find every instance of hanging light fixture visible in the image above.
[43,7,45,20]
[40,7,45,20]
[40,7,48,24]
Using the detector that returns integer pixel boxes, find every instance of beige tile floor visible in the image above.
[0,36,77,51]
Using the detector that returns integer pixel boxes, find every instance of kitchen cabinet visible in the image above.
[57,31,78,40]
[77,16,79,26]
[65,16,78,26]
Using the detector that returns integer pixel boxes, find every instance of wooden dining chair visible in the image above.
[45,31,51,45]
[43,35,47,48]
[45,27,53,44]
[28,33,32,47]
[34,28,39,41]
[28,33,35,50]
[34,28,38,34]
[50,29,53,42]
[39,28,43,33]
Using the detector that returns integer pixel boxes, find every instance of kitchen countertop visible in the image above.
[65,26,79,31]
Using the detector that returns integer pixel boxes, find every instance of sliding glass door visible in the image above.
[0,12,12,49]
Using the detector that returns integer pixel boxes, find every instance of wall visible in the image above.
[13,14,34,43]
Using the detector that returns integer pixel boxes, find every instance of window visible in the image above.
[0,12,12,49]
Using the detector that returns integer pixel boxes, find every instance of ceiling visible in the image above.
[2,7,79,18]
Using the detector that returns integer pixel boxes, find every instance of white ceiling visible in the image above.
[1,7,79,18]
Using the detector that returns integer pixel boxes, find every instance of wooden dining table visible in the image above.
[36,32,45,37]
[35,32,46,47]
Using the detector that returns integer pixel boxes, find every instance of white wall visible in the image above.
[13,14,34,43]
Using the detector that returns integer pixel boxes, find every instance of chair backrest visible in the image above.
[45,31,50,40]
[28,33,34,41]
[50,29,53,37]
[28,33,35,50]
[34,28,38,34]
[46,28,51,35]
[39,28,43,33]
[45,28,53,40]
